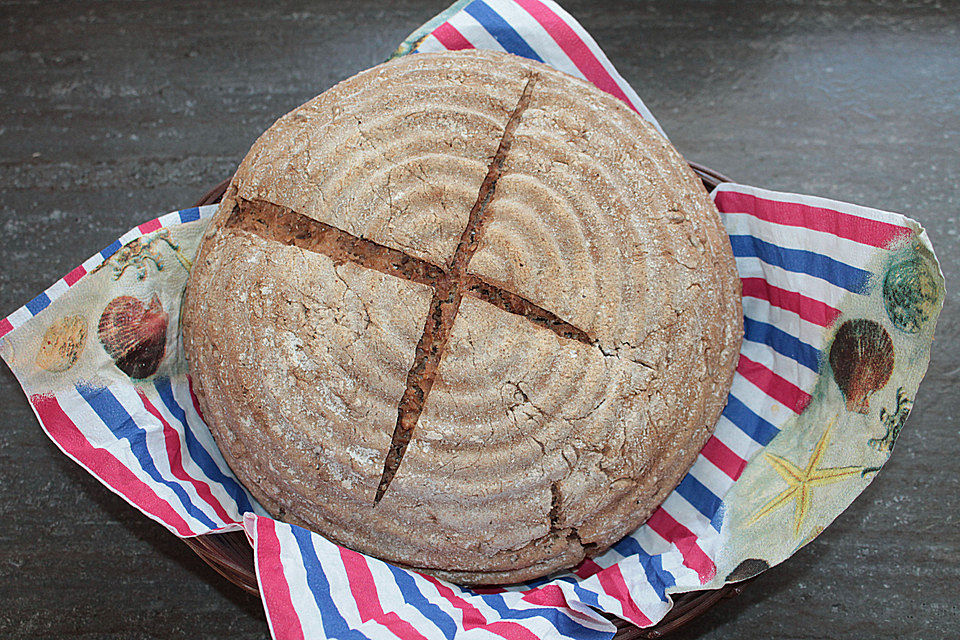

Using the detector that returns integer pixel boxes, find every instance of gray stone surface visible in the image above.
[0,0,957,638]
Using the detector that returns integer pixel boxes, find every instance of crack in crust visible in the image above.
[464,274,592,346]
[224,197,447,286]
[376,74,541,503]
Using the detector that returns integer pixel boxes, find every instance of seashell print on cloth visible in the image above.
[97,293,168,379]
[35,314,88,372]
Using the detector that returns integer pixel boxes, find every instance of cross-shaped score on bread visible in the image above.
[186,49,744,583]
[223,74,597,503]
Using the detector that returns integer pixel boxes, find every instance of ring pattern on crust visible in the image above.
[182,50,743,585]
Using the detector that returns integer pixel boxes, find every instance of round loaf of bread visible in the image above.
[182,49,743,585]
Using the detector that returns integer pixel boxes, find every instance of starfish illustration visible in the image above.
[748,414,864,536]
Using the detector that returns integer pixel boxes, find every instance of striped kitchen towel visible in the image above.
[400,0,664,137]
[0,0,941,638]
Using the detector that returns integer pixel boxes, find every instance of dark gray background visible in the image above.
[1,1,957,638]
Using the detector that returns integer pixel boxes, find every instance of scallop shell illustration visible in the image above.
[35,315,88,372]
[97,294,168,379]
[828,319,894,414]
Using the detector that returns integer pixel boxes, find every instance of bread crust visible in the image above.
[182,50,743,585]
